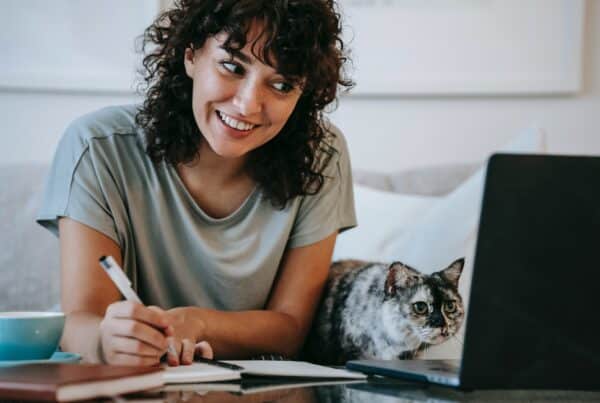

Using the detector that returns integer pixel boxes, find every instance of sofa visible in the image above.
[0,162,478,312]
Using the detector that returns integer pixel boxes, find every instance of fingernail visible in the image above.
[167,340,177,356]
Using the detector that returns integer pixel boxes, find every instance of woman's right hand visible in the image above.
[99,301,174,366]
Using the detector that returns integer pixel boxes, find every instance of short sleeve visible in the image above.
[36,122,120,246]
[287,125,357,248]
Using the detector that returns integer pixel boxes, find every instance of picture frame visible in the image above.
[341,0,586,95]
[0,0,160,93]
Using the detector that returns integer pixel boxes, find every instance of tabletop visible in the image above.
[103,376,600,403]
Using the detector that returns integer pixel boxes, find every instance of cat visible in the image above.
[302,258,465,365]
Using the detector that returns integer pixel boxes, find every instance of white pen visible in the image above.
[99,255,143,304]
[99,255,177,356]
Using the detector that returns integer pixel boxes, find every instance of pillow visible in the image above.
[354,162,480,197]
[332,186,439,261]
[334,126,547,359]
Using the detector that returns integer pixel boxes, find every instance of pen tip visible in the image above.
[99,255,107,262]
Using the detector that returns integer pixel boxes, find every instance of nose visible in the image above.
[233,79,263,116]
[429,311,445,328]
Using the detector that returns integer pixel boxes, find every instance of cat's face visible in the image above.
[382,259,465,346]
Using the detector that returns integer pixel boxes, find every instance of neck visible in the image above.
[179,142,250,187]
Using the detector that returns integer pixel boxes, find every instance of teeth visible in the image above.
[218,111,256,131]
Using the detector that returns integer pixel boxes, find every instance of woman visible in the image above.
[37,0,354,366]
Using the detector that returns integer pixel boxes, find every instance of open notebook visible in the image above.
[162,360,367,384]
[162,378,366,395]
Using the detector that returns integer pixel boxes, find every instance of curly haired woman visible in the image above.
[37,0,355,366]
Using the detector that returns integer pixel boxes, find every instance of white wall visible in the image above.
[330,0,600,172]
[0,1,598,172]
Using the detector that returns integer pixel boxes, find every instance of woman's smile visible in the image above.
[215,110,260,138]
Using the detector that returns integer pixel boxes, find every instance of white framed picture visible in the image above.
[0,0,160,93]
[341,0,585,95]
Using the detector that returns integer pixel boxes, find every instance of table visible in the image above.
[111,376,600,402]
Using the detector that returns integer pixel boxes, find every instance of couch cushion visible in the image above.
[354,162,479,196]
[0,163,60,311]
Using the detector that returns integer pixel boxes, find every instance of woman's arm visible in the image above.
[59,218,173,365]
[61,216,336,361]
[173,232,338,359]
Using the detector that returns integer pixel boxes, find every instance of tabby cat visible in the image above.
[303,258,465,365]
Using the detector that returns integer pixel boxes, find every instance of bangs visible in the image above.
[215,6,317,83]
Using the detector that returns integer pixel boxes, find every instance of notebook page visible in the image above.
[223,360,367,379]
[162,362,241,384]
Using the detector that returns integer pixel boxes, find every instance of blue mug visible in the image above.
[0,312,65,361]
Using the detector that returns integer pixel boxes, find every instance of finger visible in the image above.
[194,341,214,360]
[163,325,176,337]
[107,301,170,330]
[180,339,195,365]
[166,336,180,367]
[111,336,165,358]
[147,306,176,328]
[109,319,170,351]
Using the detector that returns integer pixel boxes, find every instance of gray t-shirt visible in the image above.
[37,104,356,310]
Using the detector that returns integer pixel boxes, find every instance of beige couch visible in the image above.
[0,162,477,311]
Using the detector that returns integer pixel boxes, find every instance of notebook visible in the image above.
[0,363,163,401]
[162,359,366,384]
[162,378,366,395]
[347,154,600,390]
[162,361,241,384]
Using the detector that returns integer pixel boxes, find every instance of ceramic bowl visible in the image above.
[0,312,65,361]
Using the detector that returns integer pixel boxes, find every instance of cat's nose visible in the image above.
[429,312,445,327]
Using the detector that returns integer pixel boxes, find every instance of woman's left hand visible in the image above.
[161,307,213,366]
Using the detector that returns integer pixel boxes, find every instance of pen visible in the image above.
[99,255,176,356]
[99,255,143,303]
[194,357,245,371]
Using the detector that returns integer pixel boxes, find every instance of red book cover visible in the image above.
[0,363,164,401]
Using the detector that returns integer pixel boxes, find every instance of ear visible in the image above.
[184,47,196,79]
[385,261,421,298]
[438,258,464,288]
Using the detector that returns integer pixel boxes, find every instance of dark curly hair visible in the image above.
[136,0,353,208]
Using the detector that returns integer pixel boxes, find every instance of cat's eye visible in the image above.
[444,301,457,313]
[412,302,428,315]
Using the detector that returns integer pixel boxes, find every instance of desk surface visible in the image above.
[108,377,600,403]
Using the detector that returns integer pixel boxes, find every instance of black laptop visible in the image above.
[347,153,600,390]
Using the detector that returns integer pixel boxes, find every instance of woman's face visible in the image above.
[184,24,303,160]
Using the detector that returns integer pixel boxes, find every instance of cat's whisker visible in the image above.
[451,335,464,346]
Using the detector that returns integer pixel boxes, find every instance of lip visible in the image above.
[215,111,259,139]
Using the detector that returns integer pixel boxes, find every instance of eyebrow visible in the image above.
[221,46,253,65]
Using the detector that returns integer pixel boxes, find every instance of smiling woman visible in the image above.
[182,27,304,160]
[35,0,355,368]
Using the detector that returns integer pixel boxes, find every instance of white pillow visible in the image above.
[334,126,547,359]
[332,187,439,261]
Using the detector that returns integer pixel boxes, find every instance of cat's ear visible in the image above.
[385,262,421,297]
[438,258,465,288]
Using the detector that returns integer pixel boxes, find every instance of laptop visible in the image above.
[347,153,600,390]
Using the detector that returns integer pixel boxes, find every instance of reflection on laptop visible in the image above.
[347,154,600,390]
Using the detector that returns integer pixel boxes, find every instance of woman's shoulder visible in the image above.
[320,120,350,159]
[318,120,351,173]
[56,104,144,161]
[64,104,140,142]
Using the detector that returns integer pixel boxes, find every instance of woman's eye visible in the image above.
[272,81,295,93]
[412,302,428,315]
[444,301,457,313]
[221,61,244,75]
